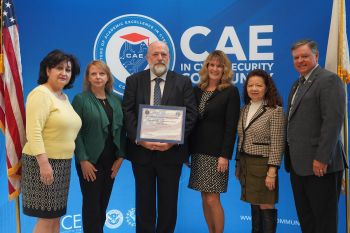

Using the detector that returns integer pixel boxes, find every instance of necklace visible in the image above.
[97,98,107,106]
[54,91,63,97]
[53,91,65,100]
[42,84,65,100]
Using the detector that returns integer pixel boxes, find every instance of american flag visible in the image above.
[0,0,26,199]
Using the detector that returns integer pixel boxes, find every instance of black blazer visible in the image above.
[190,85,240,159]
[285,66,347,175]
[122,69,198,165]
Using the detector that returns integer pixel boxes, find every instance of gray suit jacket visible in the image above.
[285,65,346,176]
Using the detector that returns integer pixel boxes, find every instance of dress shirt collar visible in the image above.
[302,64,319,81]
[150,70,167,82]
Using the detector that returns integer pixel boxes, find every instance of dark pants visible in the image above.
[290,168,343,233]
[76,153,115,233]
[132,161,183,233]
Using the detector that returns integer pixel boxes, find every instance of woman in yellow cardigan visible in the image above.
[72,60,125,233]
[22,49,81,233]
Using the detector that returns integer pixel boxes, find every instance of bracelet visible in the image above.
[266,172,277,178]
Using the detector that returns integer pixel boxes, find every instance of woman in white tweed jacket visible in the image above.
[235,69,284,233]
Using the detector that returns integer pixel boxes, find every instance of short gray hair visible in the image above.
[291,39,318,54]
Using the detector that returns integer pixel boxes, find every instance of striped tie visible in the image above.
[153,78,162,105]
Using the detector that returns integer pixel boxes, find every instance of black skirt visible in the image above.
[21,154,72,218]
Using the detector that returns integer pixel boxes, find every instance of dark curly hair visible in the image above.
[38,49,80,89]
[243,69,282,107]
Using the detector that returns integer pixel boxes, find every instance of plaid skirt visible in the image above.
[21,154,72,218]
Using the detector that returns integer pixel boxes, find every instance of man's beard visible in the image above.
[151,63,167,76]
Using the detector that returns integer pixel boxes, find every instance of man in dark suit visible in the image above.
[122,41,197,233]
[285,39,346,233]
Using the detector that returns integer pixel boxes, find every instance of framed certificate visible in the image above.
[136,104,186,144]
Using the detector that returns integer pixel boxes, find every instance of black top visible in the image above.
[190,85,240,159]
[97,98,117,160]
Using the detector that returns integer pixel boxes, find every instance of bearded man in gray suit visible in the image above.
[285,39,346,233]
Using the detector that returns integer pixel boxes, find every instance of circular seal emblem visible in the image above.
[94,14,176,96]
[105,209,123,229]
[126,208,136,227]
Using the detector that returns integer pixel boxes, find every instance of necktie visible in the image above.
[288,76,305,120]
[291,76,305,105]
[153,78,162,105]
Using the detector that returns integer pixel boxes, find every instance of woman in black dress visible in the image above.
[188,50,240,233]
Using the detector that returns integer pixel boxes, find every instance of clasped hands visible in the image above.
[138,141,174,152]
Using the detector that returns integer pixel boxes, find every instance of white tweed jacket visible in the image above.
[237,103,285,166]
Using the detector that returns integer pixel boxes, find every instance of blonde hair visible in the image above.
[198,50,233,91]
[83,60,114,92]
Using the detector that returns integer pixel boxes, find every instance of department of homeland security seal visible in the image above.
[94,14,176,96]
[105,209,123,229]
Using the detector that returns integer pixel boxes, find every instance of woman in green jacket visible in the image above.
[72,60,125,233]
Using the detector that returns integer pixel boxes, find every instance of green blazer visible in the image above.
[72,91,125,163]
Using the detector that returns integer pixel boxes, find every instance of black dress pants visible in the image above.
[132,160,183,233]
[76,152,116,233]
[290,168,343,233]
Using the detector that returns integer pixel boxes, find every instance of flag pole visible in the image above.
[15,197,21,233]
[0,0,21,232]
[0,0,3,74]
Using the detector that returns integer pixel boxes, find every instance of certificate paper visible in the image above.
[136,104,186,144]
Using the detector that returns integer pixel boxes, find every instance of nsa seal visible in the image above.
[94,14,176,96]
[126,208,136,227]
[105,209,123,229]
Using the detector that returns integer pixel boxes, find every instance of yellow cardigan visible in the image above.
[22,85,82,159]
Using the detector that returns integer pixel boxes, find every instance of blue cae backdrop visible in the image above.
[0,0,348,232]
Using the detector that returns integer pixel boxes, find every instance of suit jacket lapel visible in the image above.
[142,70,151,105]
[289,66,320,120]
[241,105,249,130]
[199,89,219,118]
[161,71,175,104]
[288,81,298,109]
[244,103,266,131]
[287,80,299,120]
